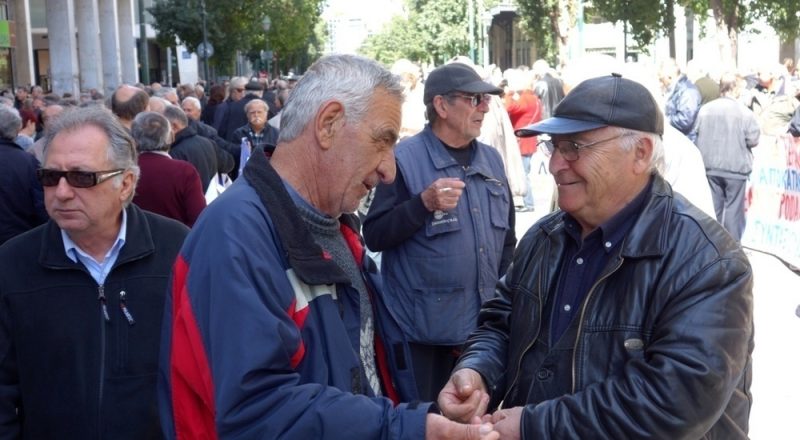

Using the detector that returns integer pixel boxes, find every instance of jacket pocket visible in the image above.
[412,286,470,344]
[487,184,510,230]
[425,210,462,237]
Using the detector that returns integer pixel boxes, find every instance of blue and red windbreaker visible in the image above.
[158,149,429,439]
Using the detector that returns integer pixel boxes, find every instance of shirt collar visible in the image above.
[62,209,128,263]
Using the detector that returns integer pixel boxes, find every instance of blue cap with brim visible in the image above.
[515,117,608,137]
[515,73,664,137]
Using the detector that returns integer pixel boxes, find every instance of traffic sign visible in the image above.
[197,41,214,59]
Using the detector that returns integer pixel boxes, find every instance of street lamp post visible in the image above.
[262,16,271,79]
[138,0,149,84]
[201,0,210,83]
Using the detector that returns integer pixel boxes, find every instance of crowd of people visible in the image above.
[0,50,796,439]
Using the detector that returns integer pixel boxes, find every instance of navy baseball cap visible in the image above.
[423,63,502,105]
[516,73,664,137]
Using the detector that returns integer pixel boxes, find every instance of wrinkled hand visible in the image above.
[425,414,499,440]
[438,368,490,423]
[488,407,523,440]
[421,178,465,212]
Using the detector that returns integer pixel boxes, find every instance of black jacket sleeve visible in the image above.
[362,167,430,251]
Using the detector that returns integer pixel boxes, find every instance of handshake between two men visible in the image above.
[429,369,522,440]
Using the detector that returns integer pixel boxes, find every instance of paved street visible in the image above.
[515,203,800,439]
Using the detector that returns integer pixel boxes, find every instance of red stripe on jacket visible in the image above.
[170,256,218,440]
[339,224,400,405]
[286,298,308,369]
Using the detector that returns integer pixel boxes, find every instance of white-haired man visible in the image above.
[440,74,753,439]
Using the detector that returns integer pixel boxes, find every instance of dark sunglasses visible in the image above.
[37,169,125,188]
[447,92,491,107]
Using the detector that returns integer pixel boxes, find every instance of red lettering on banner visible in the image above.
[788,137,800,169]
[779,192,800,221]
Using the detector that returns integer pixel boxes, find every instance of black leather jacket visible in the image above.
[457,175,754,439]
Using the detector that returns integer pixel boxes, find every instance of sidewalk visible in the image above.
[514,208,800,439]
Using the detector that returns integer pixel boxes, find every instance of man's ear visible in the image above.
[119,170,137,203]
[633,136,654,174]
[432,95,448,120]
[315,100,345,150]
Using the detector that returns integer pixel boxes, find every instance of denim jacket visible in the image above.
[380,126,511,344]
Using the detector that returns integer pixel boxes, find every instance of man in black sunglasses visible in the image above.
[0,106,189,439]
[363,62,517,402]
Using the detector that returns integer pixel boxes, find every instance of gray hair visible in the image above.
[148,96,170,114]
[278,54,404,142]
[616,127,665,175]
[182,96,201,111]
[42,106,140,206]
[154,87,177,99]
[244,98,268,113]
[228,77,247,95]
[0,105,22,140]
[163,104,188,128]
[132,111,172,152]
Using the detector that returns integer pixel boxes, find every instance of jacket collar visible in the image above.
[242,146,350,286]
[0,138,23,150]
[173,123,199,144]
[540,174,672,259]
[38,204,155,270]
[420,125,503,180]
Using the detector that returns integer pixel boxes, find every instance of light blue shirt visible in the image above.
[62,210,127,285]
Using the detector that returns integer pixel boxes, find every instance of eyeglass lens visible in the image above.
[539,140,579,160]
[450,93,489,107]
[471,94,490,106]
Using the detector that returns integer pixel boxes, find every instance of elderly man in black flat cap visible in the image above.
[363,62,517,402]
[437,74,754,440]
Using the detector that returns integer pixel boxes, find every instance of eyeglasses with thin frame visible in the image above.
[538,133,636,161]
[447,93,491,108]
[36,169,126,188]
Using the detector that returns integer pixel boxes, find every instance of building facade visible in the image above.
[7,0,179,96]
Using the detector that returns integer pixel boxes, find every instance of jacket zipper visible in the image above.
[502,240,550,404]
[119,290,136,325]
[97,284,109,439]
[571,257,624,393]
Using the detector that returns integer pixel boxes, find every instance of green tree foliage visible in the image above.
[684,0,751,66]
[359,0,473,66]
[750,0,800,41]
[412,0,470,63]
[584,0,799,67]
[589,0,668,49]
[514,0,581,65]
[149,0,324,76]
[360,15,428,65]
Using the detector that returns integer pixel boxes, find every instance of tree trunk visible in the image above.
[556,0,572,67]
[666,0,676,58]
[728,26,738,69]
[710,0,737,69]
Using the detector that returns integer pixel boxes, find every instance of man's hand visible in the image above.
[421,178,465,212]
[488,407,523,440]
[425,414,499,440]
[438,368,490,423]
